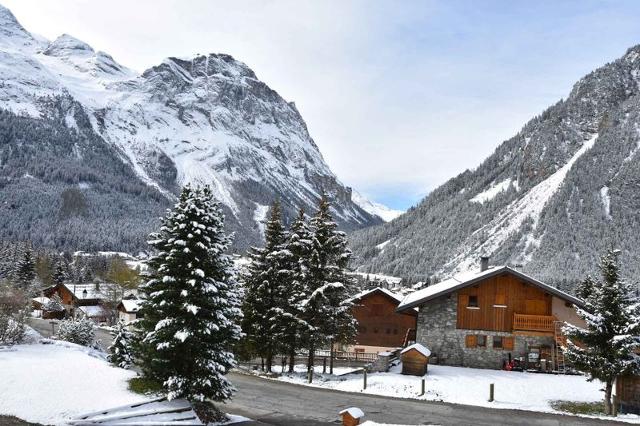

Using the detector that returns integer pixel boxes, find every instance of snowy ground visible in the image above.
[0,341,145,425]
[0,336,249,425]
[274,363,640,423]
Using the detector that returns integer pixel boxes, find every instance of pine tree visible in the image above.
[281,208,314,372]
[108,322,135,369]
[136,185,243,402]
[564,249,640,415]
[52,259,67,286]
[241,201,290,372]
[56,316,95,346]
[302,195,357,377]
[14,247,36,291]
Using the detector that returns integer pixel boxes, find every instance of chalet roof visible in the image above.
[118,299,141,313]
[32,296,50,305]
[401,343,431,357]
[350,287,404,304]
[397,266,584,312]
[61,283,116,301]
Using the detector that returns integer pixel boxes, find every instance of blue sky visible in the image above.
[5,0,640,210]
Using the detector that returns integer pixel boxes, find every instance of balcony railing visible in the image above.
[513,313,555,332]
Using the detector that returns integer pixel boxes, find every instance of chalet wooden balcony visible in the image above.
[512,313,555,333]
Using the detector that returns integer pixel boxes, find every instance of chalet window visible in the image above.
[467,295,479,308]
[492,336,503,349]
[386,328,391,334]
[477,335,487,348]
[373,328,379,334]
[393,329,398,335]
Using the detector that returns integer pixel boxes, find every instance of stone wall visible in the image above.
[416,293,554,370]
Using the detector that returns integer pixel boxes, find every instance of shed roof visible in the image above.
[397,266,583,312]
[401,343,431,357]
[78,305,108,318]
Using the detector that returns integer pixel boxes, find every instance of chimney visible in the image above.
[480,256,490,272]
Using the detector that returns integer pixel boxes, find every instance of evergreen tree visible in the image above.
[281,208,314,372]
[56,316,95,346]
[52,259,67,286]
[564,249,640,415]
[108,322,135,369]
[241,201,290,372]
[13,247,36,291]
[43,294,64,313]
[302,195,356,377]
[136,185,243,402]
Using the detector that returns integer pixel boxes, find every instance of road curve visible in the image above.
[225,371,625,426]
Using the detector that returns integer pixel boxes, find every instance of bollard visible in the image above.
[613,395,618,417]
[363,369,367,390]
[308,368,313,384]
[488,383,494,402]
[323,357,327,374]
[421,378,425,396]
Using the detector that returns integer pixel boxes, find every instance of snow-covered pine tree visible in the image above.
[56,316,95,346]
[13,247,36,291]
[302,195,357,376]
[136,184,243,403]
[241,200,291,372]
[52,259,67,286]
[563,249,640,415]
[281,208,313,372]
[108,321,134,369]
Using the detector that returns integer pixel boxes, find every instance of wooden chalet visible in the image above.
[117,298,142,324]
[347,287,417,354]
[397,258,586,371]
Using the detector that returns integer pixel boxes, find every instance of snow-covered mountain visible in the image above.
[351,45,640,289]
[351,191,403,222]
[0,4,384,251]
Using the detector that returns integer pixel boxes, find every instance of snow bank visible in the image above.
[276,363,608,416]
[0,343,147,425]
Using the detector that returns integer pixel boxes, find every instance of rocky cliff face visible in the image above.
[351,46,640,289]
[0,4,383,252]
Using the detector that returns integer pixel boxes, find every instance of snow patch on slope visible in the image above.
[447,134,598,273]
[600,186,612,220]
[352,191,403,222]
[253,203,269,236]
[470,178,515,204]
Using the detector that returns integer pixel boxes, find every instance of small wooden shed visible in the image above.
[401,343,431,376]
[338,407,365,426]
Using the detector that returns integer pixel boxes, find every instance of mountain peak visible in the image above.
[44,34,95,57]
[0,3,38,50]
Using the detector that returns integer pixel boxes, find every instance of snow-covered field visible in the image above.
[275,363,640,422]
[0,341,146,425]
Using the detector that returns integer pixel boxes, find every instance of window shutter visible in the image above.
[459,294,469,307]
[503,336,514,351]
[465,334,477,348]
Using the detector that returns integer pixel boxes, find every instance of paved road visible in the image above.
[27,318,114,351]
[225,372,626,426]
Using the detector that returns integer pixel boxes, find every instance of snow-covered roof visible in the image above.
[32,296,50,305]
[350,287,403,304]
[397,266,584,312]
[119,299,141,313]
[339,407,365,419]
[401,343,431,357]
[61,283,115,301]
[78,305,107,318]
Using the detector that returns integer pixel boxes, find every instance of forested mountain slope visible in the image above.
[351,45,640,289]
[0,4,383,252]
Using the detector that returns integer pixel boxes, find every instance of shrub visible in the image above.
[56,316,95,346]
[0,282,29,345]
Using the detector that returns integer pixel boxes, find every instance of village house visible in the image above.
[396,258,586,371]
[117,298,142,324]
[347,287,418,354]
[44,282,121,324]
